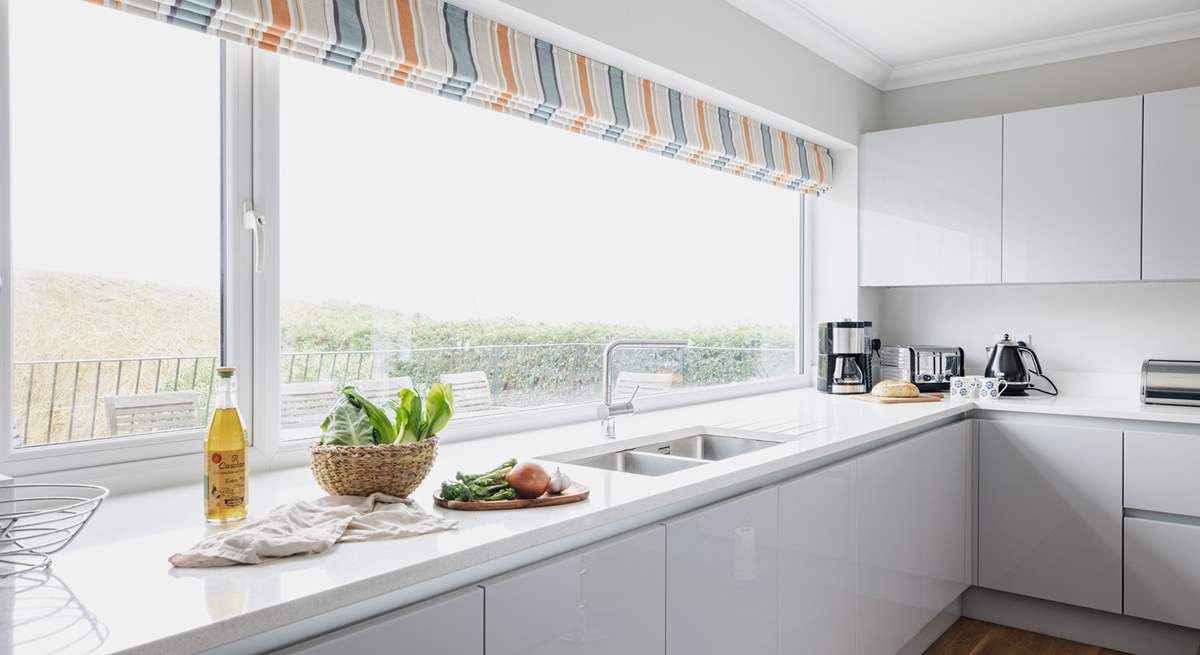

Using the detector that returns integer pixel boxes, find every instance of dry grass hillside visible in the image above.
[13,269,220,362]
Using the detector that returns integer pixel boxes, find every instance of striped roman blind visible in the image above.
[85,0,833,194]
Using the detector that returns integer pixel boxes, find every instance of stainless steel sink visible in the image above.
[542,427,789,477]
[566,450,706,476]
[633,433,780,461]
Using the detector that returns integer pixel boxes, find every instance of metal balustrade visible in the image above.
[10,344,794,447]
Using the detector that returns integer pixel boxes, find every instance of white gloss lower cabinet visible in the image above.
[855,421,970,655]
[280,587,482,655]
[916,421,972,616]
[482,525,665,655]
[1124,517,1200,630]
[779,462,856,655]
[855,432,927,655]
[665,486,778,655]
[978,420,1122,613]
[779,422,970,655]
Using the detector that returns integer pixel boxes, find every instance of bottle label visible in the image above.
[205,449,246,514]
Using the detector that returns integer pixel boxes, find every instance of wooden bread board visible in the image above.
[851,393,944,404]
[433,484,589,511]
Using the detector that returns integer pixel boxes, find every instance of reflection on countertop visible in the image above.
[0,571,107,655]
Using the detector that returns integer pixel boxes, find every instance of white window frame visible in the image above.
[0,25,809,483]
[0,13,259,479]
[251,50,810,467]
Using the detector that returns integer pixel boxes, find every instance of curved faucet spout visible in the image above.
[600,338,688,437]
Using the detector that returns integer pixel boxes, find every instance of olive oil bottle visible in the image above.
[204,367,247,523]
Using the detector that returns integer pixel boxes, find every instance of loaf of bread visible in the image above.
[871,380,920,398]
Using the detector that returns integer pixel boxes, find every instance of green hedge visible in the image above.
[282,303,795,407]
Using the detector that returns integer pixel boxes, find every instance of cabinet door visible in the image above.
[1143,86,1200,280]
[1125,429,1200,517]
[1002,96,1142,283]
[916,421,972,616]
[779,462,855,655]
[281,587,482,655]
[860,117,1002,286]
[483,525,664,655]
[854,431,929,655]
[1125,517,1200,630]
[978,420,1122,612]
[665,487,778,655]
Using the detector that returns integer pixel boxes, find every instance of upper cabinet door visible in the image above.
[1143,86,1200,281]
[1002,96,1143,283]
[860,116,1002,286]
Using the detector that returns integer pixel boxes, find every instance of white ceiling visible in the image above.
[726,0,1200,90]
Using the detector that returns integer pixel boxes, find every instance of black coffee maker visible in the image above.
[817,319,873,394]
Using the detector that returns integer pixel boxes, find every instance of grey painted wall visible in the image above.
[880,38,1200,130]
[492,0,884,143]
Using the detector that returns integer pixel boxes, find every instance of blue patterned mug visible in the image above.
[950,376,1009,400]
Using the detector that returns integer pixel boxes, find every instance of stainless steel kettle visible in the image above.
[983,334,1058,396]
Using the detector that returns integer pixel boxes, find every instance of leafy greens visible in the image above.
[319,383,455,446]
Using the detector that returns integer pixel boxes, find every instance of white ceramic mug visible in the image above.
[976,377,1009,400]
[949,376,978,399]
[950,376,1008,400]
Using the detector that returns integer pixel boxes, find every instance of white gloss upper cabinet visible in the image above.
[665,487,778,655]
[978,420,1122,613]
[779,462,855,655]
[1002,96,1143,283]
[860,117,1002,286]
[280,587,483,655]
[483,525,665,655]
[1143,86,1200,280]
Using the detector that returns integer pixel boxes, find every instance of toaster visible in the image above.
[879,345,965,392]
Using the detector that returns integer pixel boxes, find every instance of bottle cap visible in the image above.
[216,367,236,378]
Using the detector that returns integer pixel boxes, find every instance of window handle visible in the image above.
[242,201,266,274]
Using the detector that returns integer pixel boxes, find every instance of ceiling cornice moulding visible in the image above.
[724,0,893,88]
[886,9,1200,89]
[725,1,1200,91]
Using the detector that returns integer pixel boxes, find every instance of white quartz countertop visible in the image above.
[4,387,1199,655]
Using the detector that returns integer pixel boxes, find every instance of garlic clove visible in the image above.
[547,467,571,495]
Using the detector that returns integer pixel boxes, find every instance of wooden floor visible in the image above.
[924,618,1129,655]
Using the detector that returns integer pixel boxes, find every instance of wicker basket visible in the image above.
[309,437,439,498]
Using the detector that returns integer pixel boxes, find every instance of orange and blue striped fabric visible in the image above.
[87,0,833,194]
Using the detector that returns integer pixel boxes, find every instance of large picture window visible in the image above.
[274,56,801,437]
[1,1,806,475]
[4,0,222,451]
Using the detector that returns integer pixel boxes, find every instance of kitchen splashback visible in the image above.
[871,281,1200,379]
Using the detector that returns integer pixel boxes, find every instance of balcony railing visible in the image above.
[11,343,795,447]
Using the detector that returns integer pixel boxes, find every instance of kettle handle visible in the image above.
[1017,346,1044,376]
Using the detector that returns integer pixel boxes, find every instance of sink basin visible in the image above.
[543,427,789,477]
[566,450,706,476]
[633,433,781,461]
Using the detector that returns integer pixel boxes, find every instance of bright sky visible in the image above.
[11,0,801,330]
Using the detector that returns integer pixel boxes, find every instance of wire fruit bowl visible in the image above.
[0,484,109,578]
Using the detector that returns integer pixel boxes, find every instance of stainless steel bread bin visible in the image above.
[1141,359,1200,407]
